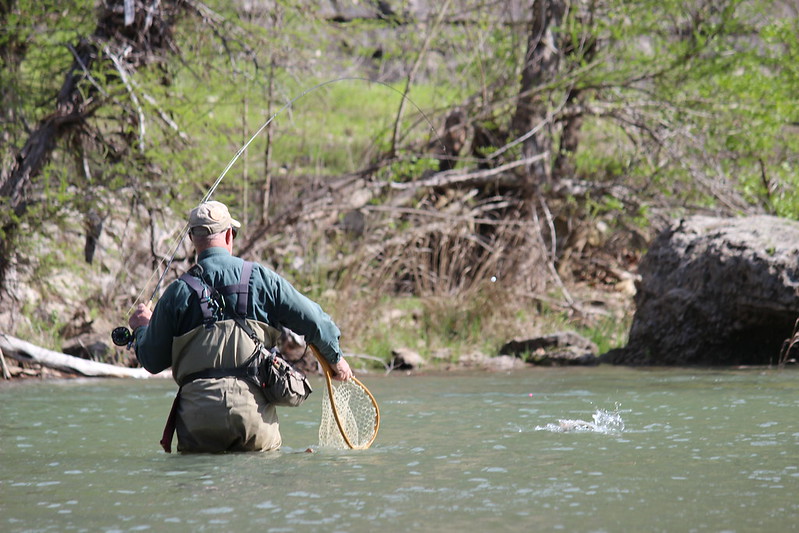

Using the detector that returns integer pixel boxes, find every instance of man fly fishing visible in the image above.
[128,200,353,453]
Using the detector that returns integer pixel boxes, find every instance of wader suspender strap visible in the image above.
[160,261,255,453]
[177,260,253,327]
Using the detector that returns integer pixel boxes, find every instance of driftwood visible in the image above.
[0,333,170,379]
[0,345,10,379]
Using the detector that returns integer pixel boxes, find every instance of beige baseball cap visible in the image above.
[188,201,241,236]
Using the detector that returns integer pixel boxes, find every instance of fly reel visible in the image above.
[111,326,134,347]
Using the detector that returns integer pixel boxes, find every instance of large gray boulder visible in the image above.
[602,215,799,365]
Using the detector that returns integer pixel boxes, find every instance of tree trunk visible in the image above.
[0,38,99,211]
[510,0,567,190]
[553,100,583,181]
[553,8,598,182]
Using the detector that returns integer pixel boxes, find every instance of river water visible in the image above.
[2,366,798,532]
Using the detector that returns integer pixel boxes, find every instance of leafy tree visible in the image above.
[505,0,798,215]
[0,0,187,288]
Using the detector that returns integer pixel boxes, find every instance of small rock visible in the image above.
[499,331,599,366]
[391,347,425,370]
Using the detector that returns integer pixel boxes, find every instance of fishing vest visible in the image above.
[170,261,281,385]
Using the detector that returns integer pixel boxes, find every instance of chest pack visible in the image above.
[177,261,312,406]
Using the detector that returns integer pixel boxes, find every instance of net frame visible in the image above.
[310,345,380,449]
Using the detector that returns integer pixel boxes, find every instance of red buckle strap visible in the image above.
[160,391,180,453]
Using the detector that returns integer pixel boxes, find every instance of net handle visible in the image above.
[309,344,380,450]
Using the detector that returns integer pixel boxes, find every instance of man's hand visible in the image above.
[331,357,353,381]
[128,303,152,330]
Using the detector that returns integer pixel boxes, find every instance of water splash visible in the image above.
[535,408,625,434]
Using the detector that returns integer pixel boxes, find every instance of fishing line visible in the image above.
[114,76,448,346]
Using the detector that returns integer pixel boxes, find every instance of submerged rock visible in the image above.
[602,215,799,366]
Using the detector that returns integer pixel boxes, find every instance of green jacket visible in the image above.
[134,247,343,374]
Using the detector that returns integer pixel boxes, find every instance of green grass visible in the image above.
[317,284,626,369]
[162,70,464,210]
[577,314,632,355]
[265,78,460,174]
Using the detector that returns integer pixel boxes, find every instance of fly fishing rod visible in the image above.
[111,76,447,348]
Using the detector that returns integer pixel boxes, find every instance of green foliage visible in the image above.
[577,314,632,355]
[540,0,799,219]
[377,156,440,184]
[586,194,624,219]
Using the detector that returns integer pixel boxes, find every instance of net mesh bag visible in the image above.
[318,379,378,449]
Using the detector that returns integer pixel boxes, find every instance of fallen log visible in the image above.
[0,333,170,379]
[0,345,10,379]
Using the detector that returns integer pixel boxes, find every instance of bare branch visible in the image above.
[389,154,548,191]
[106,45,146,152]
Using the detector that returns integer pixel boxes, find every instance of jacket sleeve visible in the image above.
[133,281,192,374]
[251,265,344,364]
